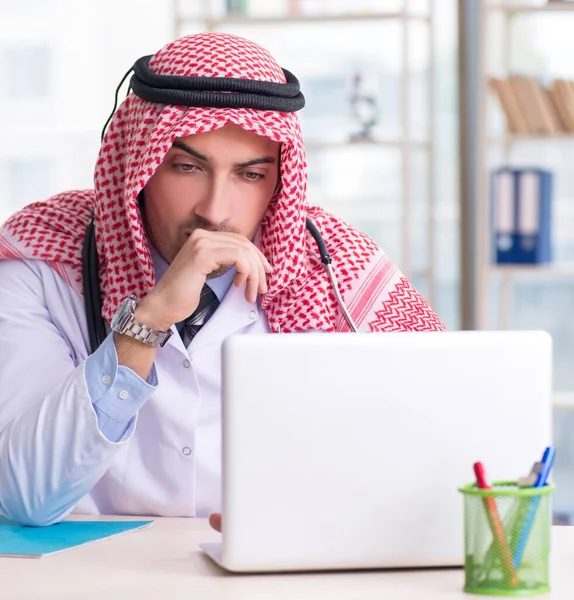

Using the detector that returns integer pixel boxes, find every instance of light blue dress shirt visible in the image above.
[85,246,236,443]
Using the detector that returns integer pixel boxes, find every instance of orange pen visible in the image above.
[474,462,519,588]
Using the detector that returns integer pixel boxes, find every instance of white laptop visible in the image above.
[201,330,552,573]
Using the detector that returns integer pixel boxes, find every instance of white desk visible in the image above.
[2,516,573,599]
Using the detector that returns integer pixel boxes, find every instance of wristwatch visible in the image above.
[111,295,172,348]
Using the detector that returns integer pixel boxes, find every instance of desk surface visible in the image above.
[1,516,573,599]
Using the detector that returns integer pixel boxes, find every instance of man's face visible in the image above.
[142,124,280,265]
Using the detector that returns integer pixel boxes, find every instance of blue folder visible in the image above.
[491,167,553,265]
[0,517,153,558]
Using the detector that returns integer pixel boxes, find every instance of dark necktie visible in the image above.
[180,284,219,347]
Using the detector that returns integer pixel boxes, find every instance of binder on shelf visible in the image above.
[491,167,553,265]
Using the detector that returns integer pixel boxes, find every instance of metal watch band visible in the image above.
[122,319,172,348]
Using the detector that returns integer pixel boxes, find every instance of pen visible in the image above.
[474,462,519,587]
[512,446,556,569]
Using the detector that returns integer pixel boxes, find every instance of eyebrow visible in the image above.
[171,139,277,168]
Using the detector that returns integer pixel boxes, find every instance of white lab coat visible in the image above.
[0,258,268,524]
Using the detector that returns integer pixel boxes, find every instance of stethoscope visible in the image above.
[82,215,358,354]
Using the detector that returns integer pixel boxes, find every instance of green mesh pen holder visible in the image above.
[459,481,554,596]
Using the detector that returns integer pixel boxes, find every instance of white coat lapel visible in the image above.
[186,282,263,353]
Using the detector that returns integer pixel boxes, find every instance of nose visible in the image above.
[193,174,231,227]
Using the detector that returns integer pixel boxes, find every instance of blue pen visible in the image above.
[512,446,556,569]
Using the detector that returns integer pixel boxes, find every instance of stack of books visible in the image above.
[489,76,574,135]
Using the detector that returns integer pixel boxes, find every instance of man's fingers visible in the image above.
[244,254,261,303]
[254,247,273,274]
[209,513,222,532]
[229,250,268,302]
[256,254,268,296]
[232,254,251,289]
[199,231,273,274]
[245,277,259,304]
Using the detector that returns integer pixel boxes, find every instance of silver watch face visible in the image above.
[109,295,171,347]
[111,296,137,333]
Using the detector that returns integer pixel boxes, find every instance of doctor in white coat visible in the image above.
[0,33,445,528]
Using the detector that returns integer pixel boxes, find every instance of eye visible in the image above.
[242,172,265,181]
[172,163,200,173]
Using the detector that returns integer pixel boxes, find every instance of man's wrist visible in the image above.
[134,295,173,332]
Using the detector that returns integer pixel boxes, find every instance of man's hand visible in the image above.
[209,513,222,532]
[136,230,273,331]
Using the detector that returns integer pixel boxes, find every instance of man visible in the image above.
[0,33,444,528]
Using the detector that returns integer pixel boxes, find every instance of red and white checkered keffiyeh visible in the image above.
[0,33,444,334]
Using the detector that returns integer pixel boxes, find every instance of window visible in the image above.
[2,45,52,100]
[5,158,53,218]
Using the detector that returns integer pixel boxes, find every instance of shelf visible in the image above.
[487,1,574,14]
[177,12,431,28]
[489,264,574,276]
[553,392,574,409]
[476,3,574,329]
[488,133,574,143]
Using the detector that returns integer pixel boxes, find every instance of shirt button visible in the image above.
[249,310,257,320]
[182,447,192,456]
[101,374,111,385]
[119,390,129,400]
[183,359,191,368]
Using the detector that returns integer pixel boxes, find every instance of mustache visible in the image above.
[179,217,238,235]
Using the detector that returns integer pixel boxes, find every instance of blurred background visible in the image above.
[2,0,574,521]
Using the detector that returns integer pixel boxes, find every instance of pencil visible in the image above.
[474,462,519,588]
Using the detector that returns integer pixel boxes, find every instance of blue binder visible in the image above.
[491,167,553,265]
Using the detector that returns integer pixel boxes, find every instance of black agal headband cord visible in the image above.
[101,54,305,141]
